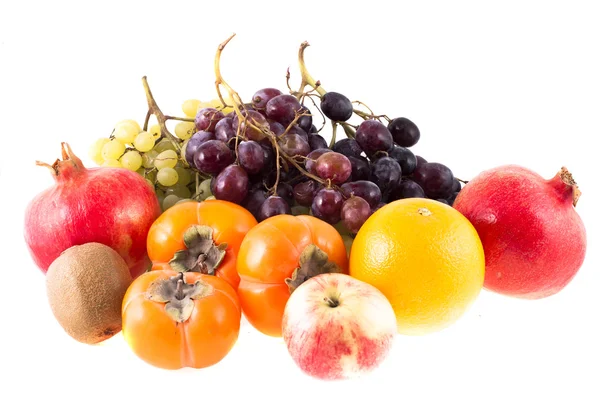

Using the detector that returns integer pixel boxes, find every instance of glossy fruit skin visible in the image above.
[453,165,587,299]
[388,117,420,147]
[320,92,353,121]
[146,200,257,289]
[24,144,160,278]
[121,270,241,370]
[236,214,349,337]
[349,198,485,335]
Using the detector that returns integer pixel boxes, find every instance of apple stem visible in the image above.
[325,296,340,308]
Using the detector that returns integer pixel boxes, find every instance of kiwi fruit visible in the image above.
[46,242,133,344]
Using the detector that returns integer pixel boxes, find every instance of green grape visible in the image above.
[134,131,156,152]
[114,120,140,144]
[166,185,191,199]
[157,167,178,186]
[89,138,110,165]
[162,194,181,210]
[156,188,166,206]
[142,150,159,169]
[102,139,126,160]
[120,151,143,171]
[149,124,161,140]
[155,150,178,170]
[154,139,176,153]
[116,119,141,133]
[205,196,216,201]
[182,99,201,118]
[175,167,192,186]
[102,159,122,168]
[196,178,213,200]
[145,178,154,188]
[174,121,196,140]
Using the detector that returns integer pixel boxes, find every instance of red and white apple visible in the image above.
[282,273,397,380]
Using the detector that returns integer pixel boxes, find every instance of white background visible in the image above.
[1,1,598,399]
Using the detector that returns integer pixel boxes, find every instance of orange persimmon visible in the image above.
[236,214,348,337]
[146,200,257,289]
[121,270,241,370]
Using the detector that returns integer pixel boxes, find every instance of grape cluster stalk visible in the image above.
[89,34,466,244]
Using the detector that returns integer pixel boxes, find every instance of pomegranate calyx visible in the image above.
[169,225,227,275]
[36,142,86,180]
[145,272,213,323]
[285,244,341,293]
[558,167,582,207]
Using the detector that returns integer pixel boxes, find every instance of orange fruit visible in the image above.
[349,198,485,335]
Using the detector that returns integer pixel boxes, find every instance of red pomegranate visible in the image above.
[453,165,587,299]
[24,143,161,278]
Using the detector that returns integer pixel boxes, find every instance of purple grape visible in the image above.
[315,152,352,184]
[309,124,318,134]
[258,196,291,221]
[308,134,328,150]
[242,189,267,218]
[193,140,234,175]
[388,117,420,147]
[276,182,295,207]
[340,180,382,208]
[305,148,333,174]
[265,94,302,126]
[372,202,386,213]
[252,88,283,110]
[214,118,236,146]
[260,144,275,172]
[347,155,371,181]
[356,120,394,155]
[387,146,417,176]
[286,124,309,142]
[370,156,402,195]
[446,191,459,206]
[213,165,249,204]
[341,196,371,234]
[232,110,269,141]
[389,179,426,201]
[452,178,462,193]
[280,133,311,158]
[415,155,427,168]
[293,180,322,207]
[436,198,449,205]
[332,138,363,158]
[311,188,344,225]
[412,162,455,199]
[298,105,313,132]
[268,120,286,136]
[195,108,225,132]
[238,141,265,175]
[185,131,215,165]
[279,166,301,183]
[320,92,353,121]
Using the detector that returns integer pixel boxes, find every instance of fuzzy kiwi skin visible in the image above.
[46,242,133,345]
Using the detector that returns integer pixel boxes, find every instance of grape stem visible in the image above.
[296,42,327,98]
[141,76,182,153]
[165,115,195,123]
[329,121,337,148]
[214,34,284,195]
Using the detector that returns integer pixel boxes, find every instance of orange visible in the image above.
[349,198,485,335]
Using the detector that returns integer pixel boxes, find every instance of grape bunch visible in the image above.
[89,36,464,244]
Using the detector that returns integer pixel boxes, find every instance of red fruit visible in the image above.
[453,165,586,299]
[24,143,161,278]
